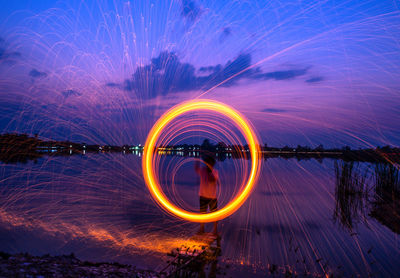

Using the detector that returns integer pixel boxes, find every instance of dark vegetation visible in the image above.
[161,237,222,277]
[334,161,400,234]
[370,163,400,234]
[333,161,369,231]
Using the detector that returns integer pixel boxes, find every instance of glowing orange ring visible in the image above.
[142,99,261,223]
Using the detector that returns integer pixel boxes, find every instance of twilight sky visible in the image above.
[0,0,399,147]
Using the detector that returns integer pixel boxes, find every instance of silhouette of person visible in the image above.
[195,154,219,235]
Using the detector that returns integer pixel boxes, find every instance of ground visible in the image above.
[0,252,156,278]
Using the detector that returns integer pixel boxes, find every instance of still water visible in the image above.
[0,153,399,277]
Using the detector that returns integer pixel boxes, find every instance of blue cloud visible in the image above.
[105,82,122,88]
[219,27,232,42]
[123,52,258,98]
[0,37,21,63]
[180,0,202,22]
[254,68,309,81]
[62,89,82,98]
[29,69,47,79]
[306,76,324,83]
[119,51,319,99]
[261,108,289,113]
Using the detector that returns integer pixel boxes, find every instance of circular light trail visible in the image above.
[142,99,261,223]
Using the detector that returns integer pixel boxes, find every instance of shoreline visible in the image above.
[0,251,157,277]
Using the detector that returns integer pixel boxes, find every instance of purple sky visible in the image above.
[0,0,399,147]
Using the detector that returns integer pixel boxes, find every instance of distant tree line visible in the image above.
[1,133,399,164]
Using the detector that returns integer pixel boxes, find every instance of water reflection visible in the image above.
[370,163,400,234]
[333,161,369,231]
[333,161,400,234]
[1,154,400,276]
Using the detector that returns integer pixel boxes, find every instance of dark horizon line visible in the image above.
[1,132,400,164]
[1,132,399,152]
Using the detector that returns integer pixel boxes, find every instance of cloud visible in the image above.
[0,48,21,60]
[261,108,289,113]
[122,52,259,98]
[105,82,121,88]
[180,0,202,22]
[0,37,21,63]
[222,27,232,36]
[219,27,232,42]
[199,65,221,73]
[116,51,315,99]
[105,82,124,90]
[62,89,82,98]
[29,69,47,79]
[254,68,309,81]
[306,76,324,83]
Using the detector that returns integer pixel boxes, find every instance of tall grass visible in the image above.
[374,163,400,203]
[333,161,369,231]
[369,163,400,234]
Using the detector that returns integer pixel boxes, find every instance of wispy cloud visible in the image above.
[219,27,232,42]
[105,82,122,89]
[254,68,309,81]
[29,69,47,79]
[0,37,21,64]
[62,89,82,98]
[180,0,202,22]
[306,76,324,83]
[261,108,289,113]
